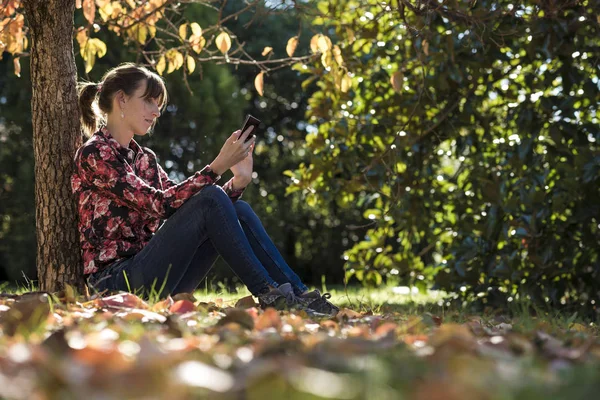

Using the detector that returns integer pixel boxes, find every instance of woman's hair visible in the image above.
[77,62,168,137]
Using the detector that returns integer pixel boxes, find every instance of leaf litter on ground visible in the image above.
[0,286,600,399]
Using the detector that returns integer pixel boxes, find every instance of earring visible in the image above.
[120,110,125,119]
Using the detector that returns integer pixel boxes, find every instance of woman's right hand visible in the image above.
[209,126,255,176]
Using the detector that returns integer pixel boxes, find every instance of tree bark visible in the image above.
[22,0,83,292]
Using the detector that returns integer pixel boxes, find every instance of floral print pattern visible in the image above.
[71,127,245,276]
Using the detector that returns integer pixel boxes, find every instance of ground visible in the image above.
[0,284,599,399]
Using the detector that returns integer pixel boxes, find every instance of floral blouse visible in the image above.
[71,127,244,276]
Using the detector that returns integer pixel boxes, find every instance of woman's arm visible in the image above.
[76,143,219,219]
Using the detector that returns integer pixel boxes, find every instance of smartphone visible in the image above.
[238,114,261,142]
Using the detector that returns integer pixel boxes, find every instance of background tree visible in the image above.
[291,0,600,314]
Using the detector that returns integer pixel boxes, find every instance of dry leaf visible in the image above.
[13,57,20,77]
[317,35,332,53]
[254,71,264,96]
[261,46,273,56]
[235,295,257,309]
[82,0,95,25]
[310,34,320,53]
[186,55,196,74]
[94,293,149,310]
[178,23,187,41]
[422,39,429,56]
[340,73,352,93]
[333,45,344,66]
[215,31,232,54]
[286,36,298,57]
[255,307,281,330]
[390,70,403,92]
[336,308,361,320]
[156,55,166,75]
[190,22,202,37]
[170,300,196,314]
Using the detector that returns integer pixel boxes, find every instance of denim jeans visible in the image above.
[87,185,308,298]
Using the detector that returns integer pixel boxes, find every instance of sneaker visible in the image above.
[257,283,296,311]
[296,290,340,317]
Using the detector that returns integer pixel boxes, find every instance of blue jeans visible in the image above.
[87,185,309,298]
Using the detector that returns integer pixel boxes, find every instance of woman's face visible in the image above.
[120,79,161,136]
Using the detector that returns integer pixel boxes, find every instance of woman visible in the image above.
[72,63,338,317]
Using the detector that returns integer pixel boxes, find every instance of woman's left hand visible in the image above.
[230,141,254,189]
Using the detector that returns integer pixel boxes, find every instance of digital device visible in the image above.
[238,114,261,142]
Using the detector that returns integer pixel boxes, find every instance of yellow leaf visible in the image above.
[156,55,166,75]
[254,71,264,96]
[321,51,332,68]
[191,36,206,54]
[190,22,202,37]
[82,38,107,73]
[261,46,273,56]
[166,49,184,74]
[286,36,298,57]
[132,24,148,44]
[178,23,187,41]
[317,35,332,53]
[215,31,231,54]
[346,27,355,44]
[186,55,195,74]
[341,73,352,93]
[97,1,113,21]
[310,34,320,53]
[13,57,20,77]
[333,45,344,66]
[125,0,136,8]
[423,39,429,56]
[390,70,403,92]
[76,28,88,48]
[82,0,95,25]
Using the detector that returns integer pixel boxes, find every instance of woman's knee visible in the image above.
[233,200,253,217]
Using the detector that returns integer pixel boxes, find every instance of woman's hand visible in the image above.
[209,126,255,175]
[230,140,254,189]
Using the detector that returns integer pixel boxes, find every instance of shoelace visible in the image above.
[312,292,337,312]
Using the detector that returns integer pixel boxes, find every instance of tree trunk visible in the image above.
[22,0,83,292]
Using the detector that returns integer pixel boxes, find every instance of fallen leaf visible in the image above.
[218,308,254,330]
[235,295,257,309]
[336,308,361,321]
[170,300,196,314]
[94,293,149,310]
[255,307,281,330]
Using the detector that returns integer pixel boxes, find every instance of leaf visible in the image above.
[317,35,332,53]
[215,31,232,54]
[82,0,95,25]
[234,295,257,309]
[254,71,264,96]
[190,36,206,54]
[255,307,281,330]
[165,49,184,74]
[217,308,255,330]
[170,300,195,314]
[261,46,273,56]
[156,55,166,75]
[340,73,352,93]
[333,45,344,66]
[336,308,361,320]
[390,71,403,92]
[320,51,332,68]
[13,57,20,77]
[422,39,429,56]
[80,37,107,73]
[178,23,188,41]
[186,55,196,74]
[286,36,298,57]
[94,293,148,309]
[310,34,320,53]
[190,22,202,37]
